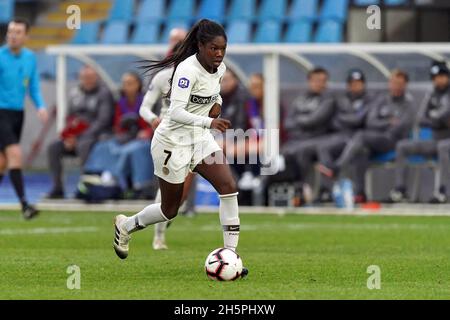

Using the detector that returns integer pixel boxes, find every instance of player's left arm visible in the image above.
[29,54,48,123]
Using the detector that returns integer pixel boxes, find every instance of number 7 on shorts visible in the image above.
[163,150,172,165]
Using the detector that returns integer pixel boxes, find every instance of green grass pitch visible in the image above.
[0,210,449,299]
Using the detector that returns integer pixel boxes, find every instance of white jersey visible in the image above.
[139,67,173,123]
[154,54,225,146]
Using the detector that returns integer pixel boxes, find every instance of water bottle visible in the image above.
[332,182,344,208]
[341,179,355,211]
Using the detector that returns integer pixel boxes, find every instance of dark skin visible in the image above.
[159,35,237,220]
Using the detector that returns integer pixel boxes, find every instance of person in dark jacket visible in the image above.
[318,69,415,195]
[315,69,375,201]
[272,67,334,203]
[390,61,450,203]
[46,65,114,198]
[220,69,248,132]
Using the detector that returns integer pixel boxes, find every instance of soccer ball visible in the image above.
[204,248,243,281]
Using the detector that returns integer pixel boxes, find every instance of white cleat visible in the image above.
[152,238,168,250]
[113,215,130,259]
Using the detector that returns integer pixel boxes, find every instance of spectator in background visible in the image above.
[234,73,269,195]
[390,61,450,203]
[273,67,335,204]
[319,70,414,198]
[220,69,248,133]
[218,69,249,176]
[83,72,153,197]
[113,72,151,143]
[233,73,283,205]
[316,69,375,202]
[46,65,114,199]
[0,18,48,219]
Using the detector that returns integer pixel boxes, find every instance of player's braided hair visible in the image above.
[140,19,227,98]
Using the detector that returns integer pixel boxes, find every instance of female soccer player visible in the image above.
[139,41,197,250]
[113,19,247,277]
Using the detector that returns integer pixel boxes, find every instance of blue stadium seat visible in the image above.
[285,20,313,43]
[226,20,251,43]
[417,127,433,140]
[131,21,160,44]
[371,128,434,164]
[254,20,282,43]
[0,0,14,23]
[161,20,190,43]
[228,0,256,21]
[371,150,396,163]
[71,22,100,44]
[197,0,226,23]
[354,0,380,5]
[101,21,129,44]
[136,0,164,22]
[167,0,195,21]
[408,128,436,163]
[258,0,287,21]
[109,0,134,21]
[315,20,343,42]
[385,0,408,5]
[319,0,349,22]
[289,0,319,21]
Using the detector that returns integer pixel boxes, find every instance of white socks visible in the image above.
[219,192,240,251]
[153,189,169,240]
[123,202,169,233]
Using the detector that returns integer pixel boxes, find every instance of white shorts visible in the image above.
[151,133,222,184]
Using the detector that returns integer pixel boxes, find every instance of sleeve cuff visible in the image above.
[204,117,213,128]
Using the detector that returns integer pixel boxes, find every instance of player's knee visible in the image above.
[5,145,21,165]
[160,203,180,220]
[218,179,237,195]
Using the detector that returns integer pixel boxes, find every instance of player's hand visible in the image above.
[211,118,231,132]
[37,108,48,124]
[151,117,161,130]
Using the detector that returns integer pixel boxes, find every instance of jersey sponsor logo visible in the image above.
[178,77,190,88]
[190,94,218,104]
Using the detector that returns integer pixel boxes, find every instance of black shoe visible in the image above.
[389,188,406,203]
[318,188,332,203]
[241,267,249,279]
[45,189,65,199]
[22,204,39,220]
[429,192,447,204]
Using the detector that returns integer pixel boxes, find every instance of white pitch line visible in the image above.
[0,226,98,235]
[196,222,450,232]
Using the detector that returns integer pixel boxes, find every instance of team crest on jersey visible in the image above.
[162,167,170,175]
[178,77,190,88]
